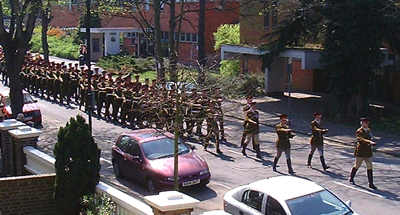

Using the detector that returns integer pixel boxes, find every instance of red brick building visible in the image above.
[221,0,323,95]
[50,1,239,63]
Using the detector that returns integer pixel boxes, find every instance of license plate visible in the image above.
[182,179,200,187]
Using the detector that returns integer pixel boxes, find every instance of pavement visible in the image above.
[223,92,400,158]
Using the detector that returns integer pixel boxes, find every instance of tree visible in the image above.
[54,115,101,215]
[197,0,205,85]
[261,0,400,118]
[214,24,240,76]
[0,0,42,116]
[41,0,52,62]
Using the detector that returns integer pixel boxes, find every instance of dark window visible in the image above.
[174,32,179,41]
[242,190,264,212]
[264,12,270,29]
[117,136,131,152]
[191,33,197,42]
[266,196,286,215]
[180,33,186,41]
[186,33,191,42]
[165,32,169,40]
[127,139,141,156]
[92,38,100,53]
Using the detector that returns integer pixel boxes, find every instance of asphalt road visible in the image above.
[2,85,399,215]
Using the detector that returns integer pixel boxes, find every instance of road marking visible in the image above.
[100,158,113,165]
[212,181,232,190]
[333,181,385,199]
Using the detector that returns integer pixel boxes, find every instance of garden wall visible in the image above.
[0,173,56,215]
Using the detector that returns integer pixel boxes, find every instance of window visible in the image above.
[174,32,179,41]
[180,33,186,41]
[92,38,100,53]
[264,12,270,29]
[127,139,141,156]
[186,33,191,42]
[242,190,264,212]
[191,33,198,42]
[266,197,286,215]
[117,136,131,152]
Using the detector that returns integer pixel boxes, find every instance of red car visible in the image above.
[0,91,42,127]
[112,129,211,193]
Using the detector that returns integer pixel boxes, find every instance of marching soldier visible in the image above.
[242,101,261,158]
[349,117,377,189]
[204,102,222,154]
[214,88,226,142]
[307,112,329,170]
[273,114,295,174]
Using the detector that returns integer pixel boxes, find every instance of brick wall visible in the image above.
[0,174,56,215]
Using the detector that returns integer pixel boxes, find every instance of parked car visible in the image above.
[0,91,42,127]
[224,176,359,215]
[111,129,211,193]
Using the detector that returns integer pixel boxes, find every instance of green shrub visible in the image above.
[81,194,116,215]
[97,54,155,74]
[219,60,240,77]
[30,27,80,60]
[54,115,101,215]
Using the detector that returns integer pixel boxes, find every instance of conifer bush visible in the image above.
[54,115,101,215]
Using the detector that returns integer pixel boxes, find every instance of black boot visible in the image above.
[255,145,262,159]
[307,154,313,168]
[349,167,358,185]
[273,157,279,172]
[242,143,247,156]
[367,169,377,190]
[320,156,330,171]
[287,159,295,175]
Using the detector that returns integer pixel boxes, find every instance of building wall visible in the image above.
[50,1,239,64]
[240,0,297,46]
[0,174,56,215]
[292,59,314,91]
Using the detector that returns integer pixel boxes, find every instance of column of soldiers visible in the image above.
[0,52,227,154]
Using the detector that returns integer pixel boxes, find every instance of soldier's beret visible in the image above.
[360,117,369,122]
[313,112,322,117]
[279,114,288,119]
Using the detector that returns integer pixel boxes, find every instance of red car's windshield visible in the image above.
[3,93,35,106]
[142,138,190,160]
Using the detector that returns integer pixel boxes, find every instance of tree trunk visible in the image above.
[4,46,25,116]
[41,7,50,63]
[154,0,165,83]
[197,0,206,85]
[169,0,178,82]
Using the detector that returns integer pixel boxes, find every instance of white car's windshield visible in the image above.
[286,190,352,215]
[142,138,190,160]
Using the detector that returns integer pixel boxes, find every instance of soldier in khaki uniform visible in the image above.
[349,118,377,189]
[307,112,329,170]
[204,102,222,154]
[242,101,261,158]
[273,114,295,174]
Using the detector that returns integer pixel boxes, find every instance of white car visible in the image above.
[224,176,358,215]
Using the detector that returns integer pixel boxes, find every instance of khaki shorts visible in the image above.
[354,156,373,170]
[244,133,259,146]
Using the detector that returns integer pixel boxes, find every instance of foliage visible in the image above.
[30,27,80,60]
[81,194,117,215]
[54,115,101,215]
[214,24,240,50]
[97,54,156,74]
[219,60,240,77]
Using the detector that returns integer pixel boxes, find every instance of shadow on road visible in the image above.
[183,186,218,202]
